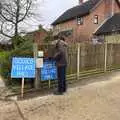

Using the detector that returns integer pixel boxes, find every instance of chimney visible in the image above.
[79,0,84,5]
[111,0,115,16]
[105,0,115,18]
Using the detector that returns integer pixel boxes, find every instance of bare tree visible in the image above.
[0,0,37,39]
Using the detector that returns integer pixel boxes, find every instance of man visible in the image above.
[53,36,68,95]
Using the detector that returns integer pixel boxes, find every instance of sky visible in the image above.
[24,0,79,31]
[0,0,81,41]
[40,0,79,28]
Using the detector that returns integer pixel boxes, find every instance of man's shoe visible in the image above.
[53,91,63,95]
[63,89,67,93]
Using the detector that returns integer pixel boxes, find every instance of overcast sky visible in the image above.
[40,0,79,28]
[24,0,79,31]
[22,0,90,32]
[0,0,81,41]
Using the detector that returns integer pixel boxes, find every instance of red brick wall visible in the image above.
[86,0,120,41]
[114,0,120,13]
[53,0,120,43]
[33,31,47,44]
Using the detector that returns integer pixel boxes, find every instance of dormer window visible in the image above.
[94,15,98,24]
[77,17,83,25]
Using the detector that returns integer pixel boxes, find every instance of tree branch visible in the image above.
[0,22,12,38]
[2,7,16,18]
[0,11,15,24]
[0,0,36,39]
[18,0,32,23]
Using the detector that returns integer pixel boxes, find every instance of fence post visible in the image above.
[110,44,113,70]
[77,43,80,80]
[33,43,39,89]
[104,41,107,72]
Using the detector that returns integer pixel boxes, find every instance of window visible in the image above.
[94,15,98,24]
[92,35,104,44]
[77,17,83,25]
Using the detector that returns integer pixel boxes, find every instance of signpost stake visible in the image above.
[77,43,80,80]
[48,80,51,88]
[33,43,39,89]
[104,41,107,72]
[21,78,25,98]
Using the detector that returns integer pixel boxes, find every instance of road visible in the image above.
[0,76,5,88]
[1,71,120,120]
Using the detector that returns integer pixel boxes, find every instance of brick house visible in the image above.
[52,0,120,43]
[26,26,48,44]
[33,30,47,44]
[95,13,120,43]
[0,40,12,51]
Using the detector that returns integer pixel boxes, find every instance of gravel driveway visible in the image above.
[1,71,120,120]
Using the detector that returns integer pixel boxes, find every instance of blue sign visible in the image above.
[41,60,57,81]
[11,57,35,78]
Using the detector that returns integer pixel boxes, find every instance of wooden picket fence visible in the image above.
[32,42,120,89]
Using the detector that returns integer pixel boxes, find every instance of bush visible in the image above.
[0,51,11,82]
[0,37,33,86]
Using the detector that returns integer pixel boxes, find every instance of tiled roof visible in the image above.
[95,13,120,35]
[52,0,99,25]
[52,0,120,25]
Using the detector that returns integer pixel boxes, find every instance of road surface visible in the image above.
[0,76,5,88]
[1,71,120,120]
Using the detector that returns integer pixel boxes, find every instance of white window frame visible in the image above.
[94,15,98,24]
[77,17,83,25]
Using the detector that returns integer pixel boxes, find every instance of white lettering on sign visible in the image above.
[14,58,34,64]
[13,65,34,71]
[17,72,25,76]
[11,57,35,78]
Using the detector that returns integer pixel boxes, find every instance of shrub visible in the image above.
[0,37,33,86]
[0,51,11,82]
